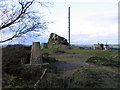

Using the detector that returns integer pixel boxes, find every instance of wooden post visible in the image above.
[41,43,48,49]
[0,46,2,90]
[68,7,70,49]
[34,68,47,89]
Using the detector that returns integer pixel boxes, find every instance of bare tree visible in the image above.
[0,0,52,43]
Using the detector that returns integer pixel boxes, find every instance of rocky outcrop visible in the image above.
[48,33,69,46]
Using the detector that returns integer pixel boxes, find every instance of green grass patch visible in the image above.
[86,56,119,67]
[67,67,119,88]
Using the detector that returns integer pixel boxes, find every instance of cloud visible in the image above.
[0,0,8,2]
[0,33,49,45]
[1,0,118,45]
[46,1,118,45]
[48,0,119,3]
[85,14,117,24]
[71,33,118,45]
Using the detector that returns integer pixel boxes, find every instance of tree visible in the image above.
[0,0,51,43]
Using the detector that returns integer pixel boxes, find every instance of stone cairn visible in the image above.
[30,42,43,65]
[41,43,48,49]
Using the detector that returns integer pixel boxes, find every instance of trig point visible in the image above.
[30,42,43,65]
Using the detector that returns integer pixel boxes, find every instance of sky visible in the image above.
[0,0,119,45]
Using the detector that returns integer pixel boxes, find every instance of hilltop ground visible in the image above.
[42,46,120,88]
[2,45,120,88]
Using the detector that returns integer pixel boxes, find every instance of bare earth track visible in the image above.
[52,60,120,75]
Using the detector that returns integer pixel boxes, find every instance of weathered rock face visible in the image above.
[48,33,69,46]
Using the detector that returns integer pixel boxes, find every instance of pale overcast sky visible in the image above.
[0,0,119,45]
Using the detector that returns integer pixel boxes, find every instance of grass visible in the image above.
[42,47,119,73]
[2,45,120,88]
[49,48,118,62]
[47,47,119,88]
[61,67,119,88]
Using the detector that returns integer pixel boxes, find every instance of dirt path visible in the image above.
[52,60,120,75]
[84,62,120,75]
[52,60,87,71]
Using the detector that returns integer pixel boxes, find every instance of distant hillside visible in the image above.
[6,44,25,47]
[75,44,119,50]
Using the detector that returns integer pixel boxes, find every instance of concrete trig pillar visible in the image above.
[30,42,43,65]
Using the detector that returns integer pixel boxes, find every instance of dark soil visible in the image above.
[43,57,57,63]
[53,50,66,54]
